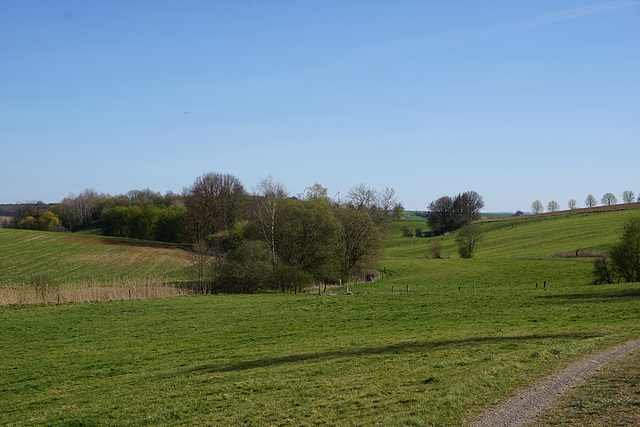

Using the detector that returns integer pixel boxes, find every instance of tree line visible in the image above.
[530,191,637,214]
[6,173,402,294]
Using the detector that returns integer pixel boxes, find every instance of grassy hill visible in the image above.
[0,228,192,304]
[1,209,639,425]
[0,228,190,284]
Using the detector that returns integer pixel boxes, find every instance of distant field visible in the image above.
[0,228,190,284]
[1,209,639,424]
[0,228,192,304]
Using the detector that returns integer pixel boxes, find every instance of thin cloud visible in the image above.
[335,0,639,67]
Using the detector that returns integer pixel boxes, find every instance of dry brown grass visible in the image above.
[0,276,198,306]
[552,249,609,258]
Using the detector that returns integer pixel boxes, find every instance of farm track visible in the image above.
[472,338,640,426]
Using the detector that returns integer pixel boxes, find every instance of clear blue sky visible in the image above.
[1,1,638,212]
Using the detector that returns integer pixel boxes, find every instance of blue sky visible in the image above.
[1,1,638,212]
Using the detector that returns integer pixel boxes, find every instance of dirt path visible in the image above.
[471,338,640,427]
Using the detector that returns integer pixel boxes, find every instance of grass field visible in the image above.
[1,209,639,425]
[0,228,191,284]
[0,228,193,304]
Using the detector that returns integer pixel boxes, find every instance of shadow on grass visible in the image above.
[191,332,604,374]
[538,287,640,302]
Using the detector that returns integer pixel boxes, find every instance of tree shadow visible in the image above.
[538,287,640,302]
[190,332,604,374]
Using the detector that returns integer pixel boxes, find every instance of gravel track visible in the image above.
[471,338,640,427]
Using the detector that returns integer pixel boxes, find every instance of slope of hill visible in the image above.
[0,228,191,284]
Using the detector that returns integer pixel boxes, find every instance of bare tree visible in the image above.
[585,194,597,208]
[346,184,377,210]
[568,199,577,210]
[531,200,544,214]
[346,184,398,230]
[601,193,617,206]
[455,224,484,258]
[183,172,246,244]
[547,200,559,213]
[253,176,287,269]
[622,190,636,204]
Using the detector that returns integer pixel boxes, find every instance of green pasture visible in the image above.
[2,283,639,426]
[1,209,640,425]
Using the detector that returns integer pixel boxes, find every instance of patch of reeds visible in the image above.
[0,275,198,306]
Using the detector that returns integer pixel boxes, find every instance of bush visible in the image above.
[592,258,614,284]
[428,241,443,259]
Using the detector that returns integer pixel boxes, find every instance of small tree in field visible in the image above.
[601,193,617,206]
[547,200,559,213]
[585,194,597,208]
[531,200,543,214]
[568,199,577,210]
[455,224,484,258]
[622,190,636,204]
[609,217,640,283]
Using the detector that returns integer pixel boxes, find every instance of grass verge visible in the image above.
[535,350,640,426]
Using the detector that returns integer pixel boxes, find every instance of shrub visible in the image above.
[592,258,614,284]
[428,241,443,259]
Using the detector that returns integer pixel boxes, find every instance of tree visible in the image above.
[608,217,640,283]
[455,224,484,258]
[568,199,577,210]
[183,172,246,244]
[12,201,48,227]
[216,240,274,293]
[585,194,597,208]
[274,198,342,286]
[601,193,617,206]
[346,184,397,230]
[515,210,524,216]
[37,211,62,231]
[333,206,384,281]
[547,200,559,213]
[54,189,103,231]
[252,176,288,270]
[453,191,484,228]
[531,200,544,214]
[304,182,328,200]
[428,196,455,233]
[622,190,636,204]
[17,210,62,231]
[592,258,614,285]
[392,202,405,220]
[346,184,377,210]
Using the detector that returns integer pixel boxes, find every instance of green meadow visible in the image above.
[1,210,639,425]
